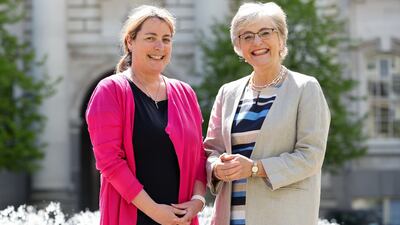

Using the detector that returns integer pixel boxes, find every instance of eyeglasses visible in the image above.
[238,28,277,43]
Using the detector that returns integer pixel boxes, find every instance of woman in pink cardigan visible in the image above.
[86,5,206,225]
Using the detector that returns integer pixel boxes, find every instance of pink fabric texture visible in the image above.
[86,71,206,225]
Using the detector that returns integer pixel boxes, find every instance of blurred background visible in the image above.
[0,0,399,224]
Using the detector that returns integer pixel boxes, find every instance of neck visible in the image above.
[131,66,161,85]
[252,64,282,86]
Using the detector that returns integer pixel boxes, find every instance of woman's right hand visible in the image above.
[151,204,188,225]
[213,153,240,182]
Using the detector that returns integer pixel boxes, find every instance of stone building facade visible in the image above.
[321,0,400,224]
[1,0,399,224]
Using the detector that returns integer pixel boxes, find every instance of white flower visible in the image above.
[0,203,339,225]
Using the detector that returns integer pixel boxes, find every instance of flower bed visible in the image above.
[0,202,338,225]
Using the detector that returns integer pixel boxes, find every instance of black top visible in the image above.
[128,79,180,225]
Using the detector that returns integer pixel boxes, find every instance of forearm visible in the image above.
[131,190,158,219]
[193,180,206,196]
[192,180,206,209]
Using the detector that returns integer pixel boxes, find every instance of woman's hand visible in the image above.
[213,153,253,181]
[171,199,204,224]
[151,203,187,225]
[212,153,239,182]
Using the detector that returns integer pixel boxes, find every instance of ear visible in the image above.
[126,36,133,51]
[279,37,284,49]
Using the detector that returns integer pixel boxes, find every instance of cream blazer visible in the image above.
[205,70,331,225]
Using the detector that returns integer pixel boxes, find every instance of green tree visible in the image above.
[0,0,56,172]
[195,0,366,170]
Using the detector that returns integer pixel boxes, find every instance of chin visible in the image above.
[148,66,166,74]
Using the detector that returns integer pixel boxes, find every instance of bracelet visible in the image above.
[191,194,206,211]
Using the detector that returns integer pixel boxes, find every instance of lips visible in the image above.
[251,48,269,56]
[148,54,164,60]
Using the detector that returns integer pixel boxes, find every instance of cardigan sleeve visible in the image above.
[204,85,227,195]
[86,78,143,203]
[261,77,331,190]
[187,84,207,185]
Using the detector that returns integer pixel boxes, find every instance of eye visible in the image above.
[162,38,171,44]
[145,36,156,41]
[241,33,254,41]
[259,30,272,38]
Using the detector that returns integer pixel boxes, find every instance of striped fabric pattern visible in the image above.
[230,86,278,225]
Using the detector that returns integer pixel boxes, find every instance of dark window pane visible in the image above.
[393,75,400,94]
[368,81,389,97]
[380,59,389,77]
[367,61,376,70]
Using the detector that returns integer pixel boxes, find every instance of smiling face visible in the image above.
[237,18,283,71]
[128,17,172,75]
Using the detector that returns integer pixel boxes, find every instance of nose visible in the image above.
[253,34,263,44]
[154,40,163,50]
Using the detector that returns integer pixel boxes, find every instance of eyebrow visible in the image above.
[242,28,272,33]
[144,32,172,37]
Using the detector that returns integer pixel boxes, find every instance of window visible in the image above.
[368,81,389,97]
[393,75,400,95]
[367,55,400,138]
[367,60,376,70]
[351,198,400,225]
[351,198,383,224]
[390,200,400,225]
[380,59,389,77]
[392,57,396,68]
[372,106,390,135]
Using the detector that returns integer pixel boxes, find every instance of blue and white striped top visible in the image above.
[230,84,279,225]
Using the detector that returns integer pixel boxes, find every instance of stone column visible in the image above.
[31,0,74,211]
[194,0,229,75]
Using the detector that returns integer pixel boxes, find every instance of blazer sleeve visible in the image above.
[261,78,331,190]
[204,85,226,195]
[86,79,143,203]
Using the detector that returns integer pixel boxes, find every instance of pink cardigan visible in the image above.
[86,69,206,225]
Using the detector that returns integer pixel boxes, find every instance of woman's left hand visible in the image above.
[220,154,253,181]
[171,199,204,224]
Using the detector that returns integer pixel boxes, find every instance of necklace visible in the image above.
[132,72,163,109]
[250,65,286,91]
[249,66,287,104]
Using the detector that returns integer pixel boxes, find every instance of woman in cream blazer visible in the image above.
[204,2,331,225]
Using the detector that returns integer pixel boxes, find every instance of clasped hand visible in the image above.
[153,199,203,225]
[213,153,253,182]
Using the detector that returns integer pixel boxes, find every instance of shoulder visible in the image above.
[287,70,328,110]
[165,77,196,96]
[166,77,192,89]
[165,77,202,117]
[94,72,130,95]
[286,69,324,96]
[219,75,251,94]
[287,70,319,88]
[97,72,128,89]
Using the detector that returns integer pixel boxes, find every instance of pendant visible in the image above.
[155,101,159,109]
[255,91,260,105]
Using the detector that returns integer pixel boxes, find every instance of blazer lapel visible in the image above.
[252,71,292,158]
[222,76,251,154]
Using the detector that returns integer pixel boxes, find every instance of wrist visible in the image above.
[191,195,206,211]
[212,165,222,180]
[147,203,161,219]
[251,160,259,177]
